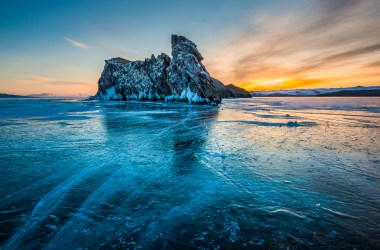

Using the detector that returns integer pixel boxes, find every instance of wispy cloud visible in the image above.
[65,37,90,49]
[24,76,92,86]
[365,60,380,68]
[206,0,380,91]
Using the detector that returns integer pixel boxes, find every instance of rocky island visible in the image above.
[95,35,250,105]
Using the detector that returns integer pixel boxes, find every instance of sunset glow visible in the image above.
[1,1,379,248]
[0,0,379,96]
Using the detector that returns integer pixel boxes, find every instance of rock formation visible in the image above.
[95,35,223,104]
[211,78,252,98]
[225,84,252,98]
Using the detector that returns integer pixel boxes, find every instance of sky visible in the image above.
[0,0,379,96]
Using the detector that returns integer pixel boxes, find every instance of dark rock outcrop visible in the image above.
[225,84,252,98]
[96,35,222,104]
[211,77,231,98]
[211,77,251,98]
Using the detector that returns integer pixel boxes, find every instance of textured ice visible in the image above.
[0,97,379,249]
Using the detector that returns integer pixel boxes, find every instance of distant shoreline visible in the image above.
[251,87,380,97]
[252,95,380,97]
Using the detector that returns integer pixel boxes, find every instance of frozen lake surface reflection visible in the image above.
[0,97,379,249]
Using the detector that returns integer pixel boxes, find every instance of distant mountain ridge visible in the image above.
[0,93,88,98]
[0,93,34,98]
[251,86,380,97]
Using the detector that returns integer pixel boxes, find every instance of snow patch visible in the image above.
[180,86,209,103]
[97,87,123,101]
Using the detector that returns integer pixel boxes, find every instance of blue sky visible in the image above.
[1,0,379,96]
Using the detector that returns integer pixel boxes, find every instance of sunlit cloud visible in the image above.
[65,37,90,49]
[206,0,380,91]
[365,60,380,68]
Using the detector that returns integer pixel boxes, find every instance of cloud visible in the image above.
[206,0,380,91]
[365,60,380,68]
[65,37,90,49]
[24,76,92,86]
[321,43,380,64]
[287,43,380,74]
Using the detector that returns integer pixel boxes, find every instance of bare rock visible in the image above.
[96,35,222,105]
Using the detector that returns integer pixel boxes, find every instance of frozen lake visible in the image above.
[0,97,379,249]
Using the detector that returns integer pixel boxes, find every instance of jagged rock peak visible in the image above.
[95,34,222,105]
[171,35,203,61]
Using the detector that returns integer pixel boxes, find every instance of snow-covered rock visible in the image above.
[96,54,171,101]
[96,35,222,104]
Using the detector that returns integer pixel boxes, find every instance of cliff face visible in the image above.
[96,35,222,104]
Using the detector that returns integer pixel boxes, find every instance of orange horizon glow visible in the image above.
[1,71,379,97]
[234,76,379,92]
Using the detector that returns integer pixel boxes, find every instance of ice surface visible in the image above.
[0,97,379,249]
